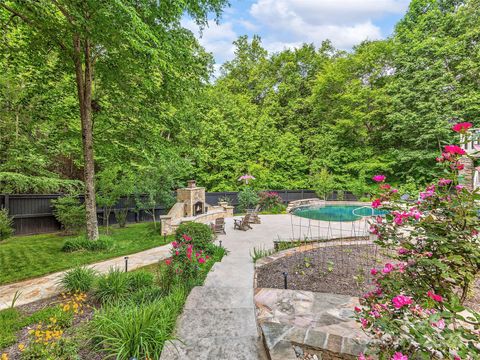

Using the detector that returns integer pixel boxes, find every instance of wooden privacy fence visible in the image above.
[0,190,357,235]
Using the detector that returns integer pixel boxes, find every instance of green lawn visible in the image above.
[0,223,172,286]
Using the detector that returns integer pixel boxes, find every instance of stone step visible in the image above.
[160,337,268,360]
[204,262,254,288]
[184,286,254,310]
[175,307,259,341]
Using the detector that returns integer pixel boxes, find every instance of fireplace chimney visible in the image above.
[187,180,196,188]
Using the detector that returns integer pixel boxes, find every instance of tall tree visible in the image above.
[0,0,228,239]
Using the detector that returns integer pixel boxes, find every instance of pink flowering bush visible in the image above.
[258,191,284,212]
[160,232,211,292]
[357,123,480,359]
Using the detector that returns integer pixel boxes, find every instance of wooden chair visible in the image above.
[212,217,226,235]
[234,214,253,231]
[246,205,261,224]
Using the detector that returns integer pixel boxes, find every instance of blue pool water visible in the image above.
[292,205,386,222]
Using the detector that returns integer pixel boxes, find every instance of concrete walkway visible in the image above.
[160,214,296,360]
[0,243,172,310]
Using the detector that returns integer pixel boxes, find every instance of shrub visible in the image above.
[126,270,154,292]
[60,266,97,293]
[237,187,259,212]
[52,195,86,235]
[90,286,187,360]
[62,235,113,252]
[0,208,13,241]
[258,191,283,211]
[114,208,128,228]
[357,124,480,359]
[94,268,130,304]
[175,222,213,252]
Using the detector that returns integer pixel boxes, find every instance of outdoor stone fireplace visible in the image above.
[160,180,234,235]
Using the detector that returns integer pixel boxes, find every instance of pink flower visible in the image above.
[372,174,386,182]
[370,268,378,276]
[392,295,413,309]
[172,241,179,248]
[427,290,443,302]
[238,174,255,184]
[455,184,464,191]
[432,318,445,330]
[454,356,461,360]
[165,259,172,266]
[438,178,453,186]
[369,310,381,318]
[444,145,466,155]
[371,199,382,208]
[175,250,179,256]
[398,248,409,255]
[380,183,391,190]
[369,225,379,235]
[360,318,369,328]
[354,306,361,312]
[198,257,206,264]
[182,234,192,241]
[452,122,473,133]
[382,263,394,274]
[392,352,408,360]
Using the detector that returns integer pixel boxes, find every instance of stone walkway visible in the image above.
[160,214,297,360]
[0,244,172,310]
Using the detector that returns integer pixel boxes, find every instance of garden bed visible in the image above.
[256,244,390,297]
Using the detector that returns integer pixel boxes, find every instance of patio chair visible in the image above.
[234,214,253,231]
[212,217,226,235]
[246,204,261,224]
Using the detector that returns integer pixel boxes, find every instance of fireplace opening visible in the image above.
[193,201,203,216]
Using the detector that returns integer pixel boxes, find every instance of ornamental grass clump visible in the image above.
[357,122,480,360]
[60,266,97,293]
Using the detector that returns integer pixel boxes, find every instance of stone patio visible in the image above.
[255,288,368,359]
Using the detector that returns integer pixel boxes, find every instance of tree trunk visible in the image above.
[73,35,99,241]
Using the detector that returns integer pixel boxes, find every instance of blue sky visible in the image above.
[184,0,411,71]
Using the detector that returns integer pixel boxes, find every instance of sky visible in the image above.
[183,0,412,72]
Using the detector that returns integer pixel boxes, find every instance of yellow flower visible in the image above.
[49,317,57,324]
[1,353,8,360]
[18,344,25,352]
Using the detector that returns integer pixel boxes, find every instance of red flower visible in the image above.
[372,174,386,182]
[452,122,473,133]
[165,259,172,266]
[444,145,466,155]
[427,290,443,302]
[198,257,206,264]
[182,234,192,241]
[371,199,382,208]
[392,295,413,309]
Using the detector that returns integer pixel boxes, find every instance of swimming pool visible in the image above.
[292,205,386,222]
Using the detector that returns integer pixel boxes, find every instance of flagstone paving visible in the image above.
[160,214,296,360]
[0,243,172,310]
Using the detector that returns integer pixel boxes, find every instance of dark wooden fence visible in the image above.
[0,190,356,235]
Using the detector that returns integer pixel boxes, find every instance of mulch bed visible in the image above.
[256,244,480,308]
[256,244,387,297]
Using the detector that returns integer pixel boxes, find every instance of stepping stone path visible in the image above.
[159,256,268,359]
[159,215,297,360]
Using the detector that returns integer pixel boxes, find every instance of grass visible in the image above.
[0,223,173,285]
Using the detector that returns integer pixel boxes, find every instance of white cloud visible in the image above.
[182,19,238,63]
[250,0,409,50]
